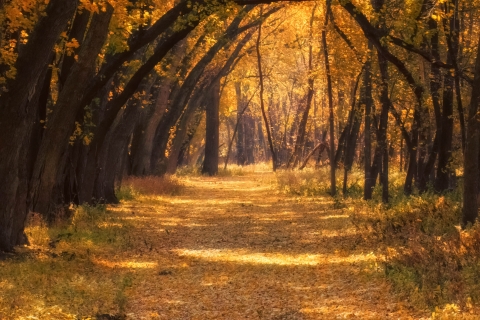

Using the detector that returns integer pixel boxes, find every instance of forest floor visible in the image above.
[0,171,453,319]
[111,171,427,319]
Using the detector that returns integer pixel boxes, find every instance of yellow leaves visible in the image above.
[65,38,80,56]
[83,135,92,146]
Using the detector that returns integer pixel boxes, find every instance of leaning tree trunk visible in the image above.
[167,95,204,174]
[29,5,114,220]
[0,0,77,251]
[148,7,258,172]
[130,41,186,176]
[94,74,157,203]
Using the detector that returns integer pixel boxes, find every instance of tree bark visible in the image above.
[130,42,186,176]
[0,0,77,251]
[235,83,247,165]
[94,73,157,203]
[29,5,114,220]
[363,43,373,200]
[202,79,221,175]
[462,35,480,226]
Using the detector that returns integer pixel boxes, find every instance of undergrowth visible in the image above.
[176,163,272,177]
[0,204,134,319]
[117,175,184,200]
[276,168,480,316]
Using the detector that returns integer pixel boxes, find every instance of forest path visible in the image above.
[120,172,423,319]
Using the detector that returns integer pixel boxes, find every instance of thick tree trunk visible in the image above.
[434,59,454,192]
[132,80,173,175]
[342,68,364,194]
[0,0,77,251]
[94,74,157,203]
[59,7,91,89]
[171,108,205,173]
[435,1,459,192]
[29,5,114,220]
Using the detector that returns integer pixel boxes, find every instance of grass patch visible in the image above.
[0,205,134,319]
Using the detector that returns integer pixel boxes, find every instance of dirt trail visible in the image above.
[116,172,424,319]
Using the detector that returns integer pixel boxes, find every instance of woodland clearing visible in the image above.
[0,169,478,319]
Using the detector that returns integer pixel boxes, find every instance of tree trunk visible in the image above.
[167,97,204,174]
[435,1,458,192]
[235,82,247,165]
[462,35,480,226]
[322,0,336,196]
[130,41,186,176]
[376,51,390,203]
[244,112,256,165]
[292,4,317,168]
[363,43,373,200]
[202,79,221,175]
[29,4,114,220]
[256,15,277,171]
[0,0,77,251]
[94,74,157,203]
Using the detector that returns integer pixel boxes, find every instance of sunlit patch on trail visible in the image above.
[97,221,125,228]
[94,259,157,269]
[174,249,377,266]
[318,214,349,220]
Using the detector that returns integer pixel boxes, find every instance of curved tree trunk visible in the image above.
[29,5,114,220]
[0,0,77,251]
[130,41,186,176]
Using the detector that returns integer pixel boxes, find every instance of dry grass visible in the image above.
[276,168,480,318]
[117,175,184,200]
[0,205,133,319]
